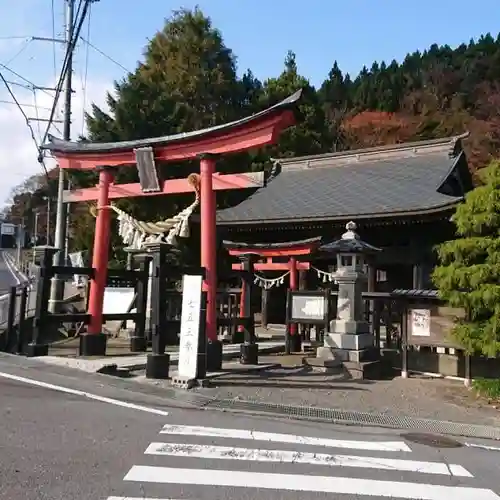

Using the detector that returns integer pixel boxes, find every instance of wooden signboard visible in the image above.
[408,303,465,348]
[177,274,204,379]
[410,309,431,337]
[287,290,329,326]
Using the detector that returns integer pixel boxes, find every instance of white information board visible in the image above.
[290,294,326,322]
[177,274,203,379]
[410,308,431,337]
[102,287,136,315]
[1,223,15,235]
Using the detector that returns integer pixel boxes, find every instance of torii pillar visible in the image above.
[41,90,303,362]
[199,154,219,360]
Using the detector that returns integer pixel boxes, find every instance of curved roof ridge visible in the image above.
[42,90,303,154]
[272,132,470,169]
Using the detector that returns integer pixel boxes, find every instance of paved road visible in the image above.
[1,354,499,500]
[0,250,20,293]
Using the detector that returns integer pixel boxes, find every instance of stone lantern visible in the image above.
[316,221,382,378]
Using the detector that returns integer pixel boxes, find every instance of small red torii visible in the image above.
[41,91,302,358]
[223,237,322,344]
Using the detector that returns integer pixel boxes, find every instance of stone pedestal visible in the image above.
[314,222,382,379]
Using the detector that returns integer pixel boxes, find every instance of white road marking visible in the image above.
[466,443,500,452]
[160,423,412,452]
[144,441,472,476]
[0,371,169,416]
[124,466,500,499]
[108,498,184,500]
[1,251,20,285]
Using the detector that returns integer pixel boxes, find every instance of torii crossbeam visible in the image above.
[42,90,302,360]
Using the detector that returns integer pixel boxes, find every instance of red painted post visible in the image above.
[238,282,246,334]
[289,257,298,336]
[200,154,217,342]
[87,167,114,336]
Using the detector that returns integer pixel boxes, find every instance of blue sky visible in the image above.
[0,0,499,206]
[72,0,500,86]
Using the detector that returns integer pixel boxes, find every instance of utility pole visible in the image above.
[16,216,25,267]
[49,0,74,312]
[45,196,52,244]
[32,211,39,265]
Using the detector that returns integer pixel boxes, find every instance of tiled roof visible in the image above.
[217,135,471,225]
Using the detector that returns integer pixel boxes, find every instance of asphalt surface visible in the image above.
[1,353,500,500]
[0,250,20,294]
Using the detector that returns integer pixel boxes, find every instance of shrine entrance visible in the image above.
[42,90,302,364]
[222,237,322,353]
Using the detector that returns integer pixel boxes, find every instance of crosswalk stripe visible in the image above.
[160,424,411,452]
[107,497,181,500]
[144,441,472,476]
[124,465,500,499]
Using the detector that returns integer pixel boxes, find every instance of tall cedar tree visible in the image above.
[73,8,261,261]
[432,160,500,356]
[5,10,500,253]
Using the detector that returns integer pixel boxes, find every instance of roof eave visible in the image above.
[41,90,303,154]
[271,132,470,167]
[216,199,463,226]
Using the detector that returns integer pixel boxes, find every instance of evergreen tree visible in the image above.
[78,7,254,260]
[6,21,500,252]
[432,160,500,356]
[260,50,330,157]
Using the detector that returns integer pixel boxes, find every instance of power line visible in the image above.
[38,0,94,159]
[80,2,92,136]
[32,88,43,140]
[0,70,49,177]
[80,36,130,73]
[2,38,32,66]
[0,99,53,111]
[50,0,57,82]
[0,63,56,98]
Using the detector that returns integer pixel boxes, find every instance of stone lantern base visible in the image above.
[312,332,382,380]
[310,222,384,379]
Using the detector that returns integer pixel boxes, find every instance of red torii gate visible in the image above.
[42,90,302,358]
[223,237,322,350]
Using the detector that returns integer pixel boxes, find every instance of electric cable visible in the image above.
[37,0,94,163]
[0,70,49,177]
[80,1,92,136]
[0,63,55,98]
[80,37,129,73]
[2,38,32,66]
[50,0,57,82]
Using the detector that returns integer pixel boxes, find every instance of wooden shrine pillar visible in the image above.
[298,269,307,339]
[261,288,269,328]
[289,256,298,337]
[84,167,114,355]
[200,154,218,343]
[238,282,246,333]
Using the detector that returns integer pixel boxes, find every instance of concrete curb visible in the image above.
[206,397,500,441]
[31,342,286,374]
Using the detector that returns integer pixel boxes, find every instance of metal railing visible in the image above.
[0,281,37,352]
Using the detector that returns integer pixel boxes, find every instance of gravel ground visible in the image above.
[191,362,500,428]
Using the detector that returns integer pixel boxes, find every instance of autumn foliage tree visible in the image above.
[4,7,500,255]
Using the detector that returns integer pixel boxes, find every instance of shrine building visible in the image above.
[214,134,473,325]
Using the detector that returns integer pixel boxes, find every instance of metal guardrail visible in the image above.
[0,251,38,328]
[0,282,37,328]
[0,292,9,326]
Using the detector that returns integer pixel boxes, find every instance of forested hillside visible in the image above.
[4,7,500,254]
